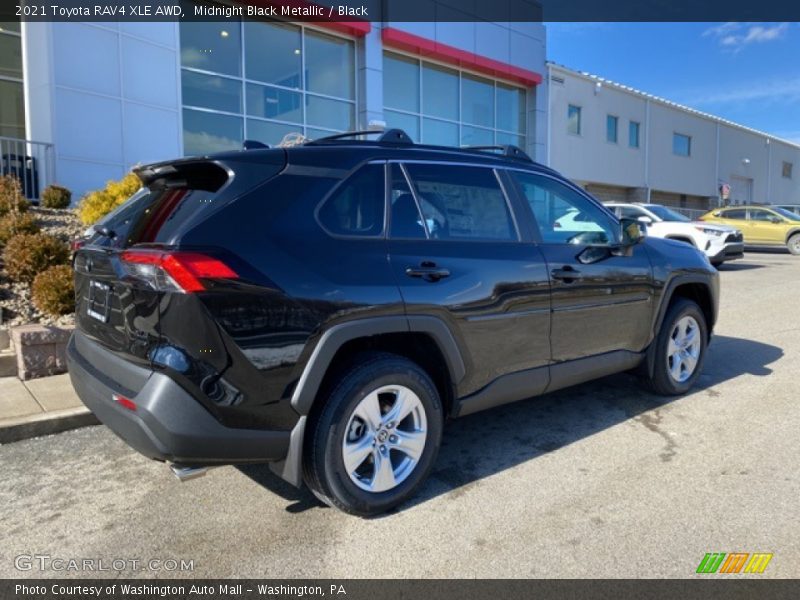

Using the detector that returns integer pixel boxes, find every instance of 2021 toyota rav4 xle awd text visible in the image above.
[68,130,719,516]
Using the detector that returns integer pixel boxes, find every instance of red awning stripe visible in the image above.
[381,27,542,87]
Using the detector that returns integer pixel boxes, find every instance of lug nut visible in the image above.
[390,435,398,443]
[380,445,387,453]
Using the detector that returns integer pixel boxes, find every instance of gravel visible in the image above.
[0,206,83,329]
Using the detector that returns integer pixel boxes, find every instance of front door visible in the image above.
[509,171,655,363]
[385,162,551,397]
[747,208,785,244]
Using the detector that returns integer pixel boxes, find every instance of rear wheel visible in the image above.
[787,234,800,255]
[644,298,708,396]
[304,353,443,516]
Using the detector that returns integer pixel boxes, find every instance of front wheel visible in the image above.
[303,353,443,516]
[787,234,800,255]
[644,298,708,396]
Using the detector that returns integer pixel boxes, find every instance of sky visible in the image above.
[546,22,800,144]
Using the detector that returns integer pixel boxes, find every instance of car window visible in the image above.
[749,209,775,222]
[318,164,385,236]
[402,163,517,241]
[512,172,617,245]
[389,164,426,239]
[722,209,746,220]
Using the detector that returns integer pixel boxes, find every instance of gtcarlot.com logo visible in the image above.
[14,554,195,572]
[696,552,773,574]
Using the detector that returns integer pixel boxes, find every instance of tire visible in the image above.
[303,352,443,516]
[787,234,800,255]
[644,298,708,396]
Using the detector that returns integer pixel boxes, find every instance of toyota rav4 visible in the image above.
[68,130,719,516]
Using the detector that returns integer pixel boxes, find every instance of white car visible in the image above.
[604,202,744,266]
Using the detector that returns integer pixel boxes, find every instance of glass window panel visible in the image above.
[183,109,242,156]
[673,133,691,156]
[246,119,301,147]
[496,84,525,133]
[318,164,385,236]
[461,74,494,128]
[422,118,458,147]
[606,115,618,143]
[496,131,525,148]
[0,80,25,138]
[0,34,22,79]
[629,121,640,148]
[383,53,420,113]
[390,164,426,239]
[181,70,242,113]
[567,104,581,135]
[404,164,516,241]
[512,171,616,246]
[461,125,493,147]
[384,110,420,142]
[244,21,301,89]
[422,63,458,120]
[0,22,21,34]
[305,95,354,130]
[246,83,302,123]
[179,21,241,77]
[305,30,354,100]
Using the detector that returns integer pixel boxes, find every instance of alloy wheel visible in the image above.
[667,315,701,383]
[342,385,428,493]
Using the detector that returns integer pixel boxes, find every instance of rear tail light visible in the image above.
[120,249,238,292]
[71,238,86,251]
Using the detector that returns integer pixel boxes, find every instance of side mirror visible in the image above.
[637,215,653,225]
[620,217,646,246]
[770,216,783,224]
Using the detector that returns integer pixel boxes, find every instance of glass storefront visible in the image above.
[0,21,25,139]
[383,52,526,149]
[180,19,356,155]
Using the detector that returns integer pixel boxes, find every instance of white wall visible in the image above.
[23,22,182,200]
[548,64,800,205]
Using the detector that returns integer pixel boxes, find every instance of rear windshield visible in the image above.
[89,162,230,248]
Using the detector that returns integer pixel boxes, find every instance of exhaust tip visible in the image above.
[170,464,208,482]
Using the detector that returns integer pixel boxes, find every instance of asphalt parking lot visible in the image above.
[1,251,798,579]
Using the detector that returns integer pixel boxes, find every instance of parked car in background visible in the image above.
[605,202,744,267]
[700,205,800,255]
[774,204,800,217]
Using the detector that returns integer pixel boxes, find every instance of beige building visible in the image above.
[546,63,800,211]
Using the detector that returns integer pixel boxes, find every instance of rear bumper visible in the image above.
[67,331,290,466]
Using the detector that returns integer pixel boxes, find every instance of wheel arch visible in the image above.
[665,235,696,247]
[784,228,800,244]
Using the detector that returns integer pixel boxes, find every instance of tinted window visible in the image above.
[749,209,776,222]
[512,172,617,245]
[318,164,385,236]
[619,206,647,219]
[403,164,516,241]
[389,165,426,239]
[723,209,746,220]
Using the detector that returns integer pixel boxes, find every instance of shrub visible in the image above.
[0,212,40,246]
[32,264,75,316]
[41,184,72,209]
[78,172,141,225]
[0,174,29,216]
[2,233,70,284]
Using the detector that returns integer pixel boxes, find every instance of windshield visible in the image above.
[644,205,691,222]
[773,207,800,221]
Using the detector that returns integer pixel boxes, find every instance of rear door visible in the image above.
[385,162,551,397]
[508,170,654,362]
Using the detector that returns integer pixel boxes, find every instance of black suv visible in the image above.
[68,130,719,516]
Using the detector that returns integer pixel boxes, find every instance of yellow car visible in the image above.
[700,205,800,255]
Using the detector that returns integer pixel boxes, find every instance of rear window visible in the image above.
[90,162,229,248]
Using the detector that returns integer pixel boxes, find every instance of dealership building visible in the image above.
[547,63,800,210]
[2,15,799,209]
[2,12,546,199]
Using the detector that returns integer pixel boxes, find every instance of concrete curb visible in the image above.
[0,406,99,444]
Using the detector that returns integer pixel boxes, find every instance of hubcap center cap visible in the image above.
[376,429,389,443]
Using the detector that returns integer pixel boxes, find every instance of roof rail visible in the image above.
[461,145,533,163]
[307,128,414,145]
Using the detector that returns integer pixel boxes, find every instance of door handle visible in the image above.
[551,266,581,282]
[405,262,451,282]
